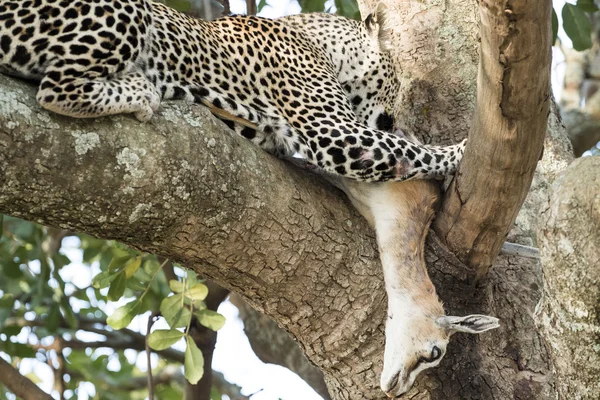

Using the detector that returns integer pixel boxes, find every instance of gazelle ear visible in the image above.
[436,315,500,334]
[363,3,394,51]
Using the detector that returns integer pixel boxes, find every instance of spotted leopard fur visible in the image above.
[0,0,465,182]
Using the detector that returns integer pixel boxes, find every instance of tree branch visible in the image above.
[5,316,186,363]
[69,365,246,398]
[0,73,389,398]
[212,371,250,400]
[433,0,552,276]
[230,294,331,399]
[0,357,53,400]
[0,63,561,399]
[246,0,257,15]
[499,242,539,259]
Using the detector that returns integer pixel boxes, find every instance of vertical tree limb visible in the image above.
[246,0,256,15]
[146,312,159,400]
[434,0,552,276]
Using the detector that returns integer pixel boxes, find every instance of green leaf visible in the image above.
[576,0,599,12]
[552,8,558,46]
[257,0,268,13]
[3,259,23,279]
[195,310,226,331]
[91,270,118,289]
[156,385,184,400]
[0,293,14,308]
[11,221,34,241]
[1,341,35,358]
[160,293,183,319]
[147,329,184,351]
[160,294,192,328]
[184,336,204,384]
[46,303,61,332]
[210,387,223,400]
[123,257,142,279]
[107,300,141,330]
[24,372,42,384]
[82,245,102,263]
[185,270,198,286]
[169,280,185,293]
[108,254,130,272]
[0,294,15,329]
[186,283,208,301]
[107,271,127,301]
[562,3,593,51]
[2,326,22,337]
[168,307,192,329]
[334,0,360,20]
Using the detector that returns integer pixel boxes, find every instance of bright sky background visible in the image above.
[1,0,578,399]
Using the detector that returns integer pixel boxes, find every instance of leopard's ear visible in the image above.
[363,2,393,52]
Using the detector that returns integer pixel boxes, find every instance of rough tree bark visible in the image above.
[356,0,574,398]
[360,0,551,274]
[0,74,391,399]
[0,82,556,400]
[537,156,600,399]
[0,2,589,400]
[229,294,331,399]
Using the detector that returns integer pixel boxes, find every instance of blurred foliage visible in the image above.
[162,0,362,19]
[160,0,192,12]
[0,217,225,399]
[553,0,598,51]
[297,0,360,19]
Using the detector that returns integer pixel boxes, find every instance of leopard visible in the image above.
[0,2,490,396]
[0,0,466,183]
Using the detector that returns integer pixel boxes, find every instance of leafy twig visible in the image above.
[146,311,160,400]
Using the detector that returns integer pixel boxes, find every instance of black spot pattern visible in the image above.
[0,0,466,181]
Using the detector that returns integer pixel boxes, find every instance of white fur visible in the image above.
[334,178,499,398]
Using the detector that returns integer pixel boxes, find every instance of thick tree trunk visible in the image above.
[537,156,600,399]
[0,76,560,400]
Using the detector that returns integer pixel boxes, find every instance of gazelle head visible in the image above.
[332,178,500,398]
[380,291,499,398]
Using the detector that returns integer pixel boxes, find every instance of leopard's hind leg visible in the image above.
[36,60,160,122]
